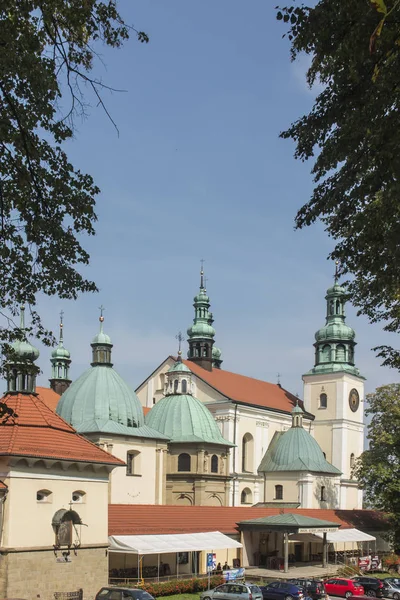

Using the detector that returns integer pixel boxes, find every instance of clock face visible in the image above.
[349,388,360,412]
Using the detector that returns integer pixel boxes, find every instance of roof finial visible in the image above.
[20,305,26,330]
[59,309,64,344]
[99,304,105,331]
[175,331,184,362]
[334,260,340,283]
[200,259,205,289]
[277,372,281,386]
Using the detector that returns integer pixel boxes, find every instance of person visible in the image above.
[216,562,222,572]
[223,561,230,570]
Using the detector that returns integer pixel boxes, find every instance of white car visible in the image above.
[201,583,263,600]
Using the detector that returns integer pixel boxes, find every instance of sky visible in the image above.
[24,1,400,402]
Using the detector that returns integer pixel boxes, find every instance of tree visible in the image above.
[277,0,400,369]
[354,384,400,551]
[0,0,148,350]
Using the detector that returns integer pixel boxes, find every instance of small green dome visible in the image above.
[259,427,341,474]
[12,339,40,362]
[212,346,222,359]
[291,403,303,414]
[168,358,191,373]
[326,283,346,296]
[315,322,355,342]
[194,291,209,303]
[187,322,216,338]
[56,366,144,430]
[51,345,70,360]
[145,393,233,445]
[92,330,112,345]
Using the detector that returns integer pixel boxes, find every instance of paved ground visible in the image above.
[245,563,340,579]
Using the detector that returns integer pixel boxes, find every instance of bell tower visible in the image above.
[187,265,216,371]
[303,270,365,509]
[49,311,72,395]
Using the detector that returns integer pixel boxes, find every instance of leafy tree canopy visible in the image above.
[0,0,147,350]
[354,384,400,551]
[277,0,400,369]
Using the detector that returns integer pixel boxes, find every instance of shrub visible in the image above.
[135,575,225,597]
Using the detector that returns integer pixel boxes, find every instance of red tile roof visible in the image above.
[109,505,387,536]
[0,392,124,466]
[143,407,151,416]
[0,481,8,490]
[181,360,306,415]
[37,386,60,412]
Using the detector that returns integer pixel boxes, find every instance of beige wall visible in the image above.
[2,461,109,548]
[261,472,340,509]
[0,546,107,600]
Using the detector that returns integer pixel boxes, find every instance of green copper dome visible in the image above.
[187,321,216,338]
[168,355,191,373]
[212,347,221,360]
[11,307,40,362]
[56,365,145,429]
[145,393,233,445]
[259,407,341,475]
[315,322,355,342]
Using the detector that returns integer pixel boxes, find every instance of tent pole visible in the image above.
[177,553,179,579]
[137,554,139,584]
[322,532,327,569]
[158,554,160,583]
[284,532,289,573]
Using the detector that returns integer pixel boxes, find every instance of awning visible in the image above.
[314,528,376,543]
[108,531,242,555]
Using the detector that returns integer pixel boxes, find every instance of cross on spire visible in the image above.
[277,372,281,385]
[334,260,340,282]
[200,259,205,288]
[59,310,64,343]
[99,304,105,322]
[175,331,184,355]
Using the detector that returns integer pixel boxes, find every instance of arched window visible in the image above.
[275,485,283,500]
[195,343,201,357]
[336,300,342,314]
[181,379,187,393]
[178,453,191,472]
[203,344,209,357]
[127,450,141,476]
[211,455,218,473]
[323,452,326,459]
[174,379,179,393]
[336,344,346,362]
[322,345,331,362]
[71,490,86,503]
[320,486,326,502]
[37,489,52,503]
[350,453,355,469]
[241,488,253,505]
[319,393,327,409]
[242,433,254,472]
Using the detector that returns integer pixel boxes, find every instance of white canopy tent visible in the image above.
[109,531,242,555]
[314,528,376,543]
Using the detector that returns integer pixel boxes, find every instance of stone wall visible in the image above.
[0,545,108,600]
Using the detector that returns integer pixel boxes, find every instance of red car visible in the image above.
[324,579,365,598]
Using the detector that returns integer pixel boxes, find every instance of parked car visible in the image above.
[350,577,388,598]
[261,581,304,600]
[383,581,400,600]
[286,579,327,600]
[95,588,155,600]
[324,579,365,598]
[201,583,263,600]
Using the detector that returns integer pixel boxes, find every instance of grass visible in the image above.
[157,595,201,600]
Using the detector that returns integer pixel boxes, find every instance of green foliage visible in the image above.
[0,0,147,352]
[354,384,400,551]
[135,576,225,598]
[276,0,400,369]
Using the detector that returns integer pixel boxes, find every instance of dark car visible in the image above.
[95,588,155,600]
[351,577,388,598]
[287,579,327,600]
[261,581,304,600]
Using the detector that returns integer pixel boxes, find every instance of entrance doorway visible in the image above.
[294,544,302,562]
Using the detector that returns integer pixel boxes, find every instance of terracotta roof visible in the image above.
[37,386,60,412]
[108,505,387,536]
[181,360,308,415]
[0,481,7,490]
[0,392,124,466]
[143,407,151,416]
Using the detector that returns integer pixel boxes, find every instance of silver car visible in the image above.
[201,583,263,600]
[383,581,400,600]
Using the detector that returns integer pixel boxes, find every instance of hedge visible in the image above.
[136,575,225,597]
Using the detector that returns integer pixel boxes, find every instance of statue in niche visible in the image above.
[203,452,209,473]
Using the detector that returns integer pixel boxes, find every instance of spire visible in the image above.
[187,263,216,371]
[6,305,40,395]
[306,267,362,377]
[166,337,192,396]
[49,310,72,395]
[91,306,113,366]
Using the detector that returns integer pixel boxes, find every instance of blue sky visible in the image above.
[28,0,399,401]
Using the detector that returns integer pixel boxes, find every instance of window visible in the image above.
[321,345,331,362]
[319,393,327,408]
[275,485,283,500]
[127,450,141,476]
[152,397,156,405]
[71,490,86,503]
[350,453,355,469]
[178,453,191,472]
[37,489,52,503]
[336,344,346,362]
[241,488,253,505]
[241,433,254,472]
[174,379,179,393]
[211,454,218,473]
[181,379,187,393]
[320,486,326,501]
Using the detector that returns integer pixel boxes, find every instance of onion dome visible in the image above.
[258,405,341,475]
[49,312,72,394]
[6,306,40,395]
[212,346,223,369]
[11,306,40,363]
[305,269,362,377]
[51,313,71,360]
[146,353,233,446]
[56,311,148,435]
[187,265,216,370]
